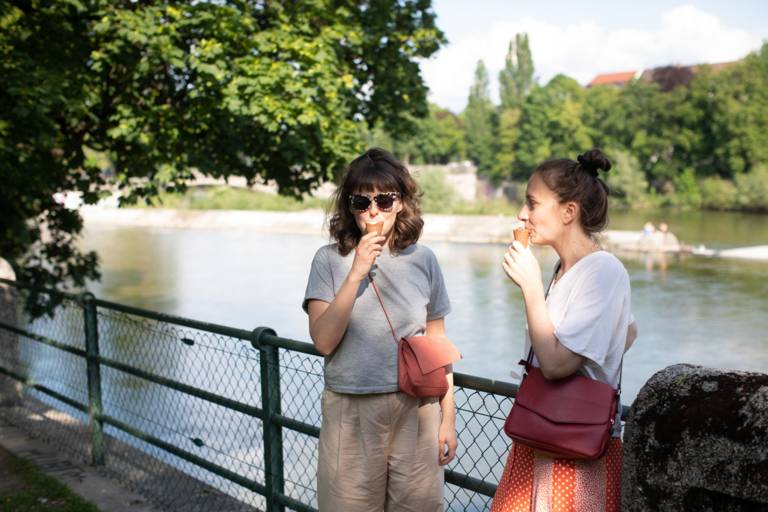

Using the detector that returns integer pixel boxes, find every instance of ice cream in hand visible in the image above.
[513,227,531,248]
[365,222,383,236]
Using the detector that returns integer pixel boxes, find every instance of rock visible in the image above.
[623,364,768,511]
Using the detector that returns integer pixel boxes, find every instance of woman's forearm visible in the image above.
[309,274,364,355]
[439,368,455,424]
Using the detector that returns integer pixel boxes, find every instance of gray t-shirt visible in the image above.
[302,243,451,394]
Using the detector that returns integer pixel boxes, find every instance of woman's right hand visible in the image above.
[349,233,386,282]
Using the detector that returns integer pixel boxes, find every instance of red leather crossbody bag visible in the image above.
[369,274,461,398]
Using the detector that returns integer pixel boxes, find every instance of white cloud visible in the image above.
[420,4,764,112]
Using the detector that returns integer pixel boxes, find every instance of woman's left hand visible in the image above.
[503,241,543,295]
[438,420,457,465]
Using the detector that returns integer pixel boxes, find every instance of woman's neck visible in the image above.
[552,230,599,274]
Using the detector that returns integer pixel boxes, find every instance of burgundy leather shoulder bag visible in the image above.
[503,263,621,459]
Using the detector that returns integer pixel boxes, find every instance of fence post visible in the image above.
[252,327,285,512]
[82,292,105,466]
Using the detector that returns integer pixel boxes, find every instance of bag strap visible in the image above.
[521,261,624,398]
[368,273,400,344]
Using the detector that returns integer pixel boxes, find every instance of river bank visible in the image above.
[80,206,768,261]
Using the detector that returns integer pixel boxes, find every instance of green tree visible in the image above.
[493,108,521,179]
[365,104,466,164]
[608,80,696,187]
[364,120,418,164]
[699,176,738,210]
[463,60,497,174]
[414,167,460,213]
[605,149,649,208]
[0,0,445,311]
[413,105,466,164]
[514,75,592,177]
[498,33,534,110]
[690,43,768,178]
[592,44,768,209]
[494,33,534,179]
[582,85,623,150]
[735,164,768,212]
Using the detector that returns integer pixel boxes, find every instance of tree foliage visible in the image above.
[365,104,465,164]
[514,75,592,177]
[0,0,445,309]
[463,60,497,174]
[604,149,649,208]
[498,33,534,110]
[493,33,534,179]
[373,39,768,213]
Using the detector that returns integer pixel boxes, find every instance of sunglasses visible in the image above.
[348,192,400,212]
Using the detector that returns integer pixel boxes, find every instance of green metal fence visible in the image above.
[0,278,626,511]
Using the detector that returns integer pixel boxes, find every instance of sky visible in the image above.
[421,1,768,112]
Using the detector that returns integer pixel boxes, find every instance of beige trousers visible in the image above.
[317,390,444,512]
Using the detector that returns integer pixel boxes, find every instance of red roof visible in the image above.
[587,71,637,87]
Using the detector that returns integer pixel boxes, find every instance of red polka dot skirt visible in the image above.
[490,439,622,512]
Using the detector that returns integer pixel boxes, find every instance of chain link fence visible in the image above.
[0,279,522,511]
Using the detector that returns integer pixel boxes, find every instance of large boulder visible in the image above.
[623,364,768,511]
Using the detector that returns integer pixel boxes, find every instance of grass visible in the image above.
[0,448,101,512]
[139,185,523,216]
[436,198,521,216]
[140,186,330,212]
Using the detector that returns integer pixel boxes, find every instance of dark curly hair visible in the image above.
[534,148,612,234]
[328,148,423,256]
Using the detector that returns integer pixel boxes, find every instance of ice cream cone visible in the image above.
[513,227,531,248]
[365,222,383,236]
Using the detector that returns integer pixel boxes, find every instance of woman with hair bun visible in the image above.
[492,149,637,511]
[303,147,457,511]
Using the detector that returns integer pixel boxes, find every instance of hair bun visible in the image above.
[577,149,611,177]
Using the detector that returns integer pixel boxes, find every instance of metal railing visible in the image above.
[0,278,627,511]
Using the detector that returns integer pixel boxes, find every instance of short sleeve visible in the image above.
[553,261,628,365]
[426,251,451,320]
[302,247,336,313]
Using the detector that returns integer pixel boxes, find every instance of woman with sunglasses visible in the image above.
[303,148,457,511]
[491,149,637,512]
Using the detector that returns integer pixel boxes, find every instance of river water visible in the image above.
[79,209,768,403]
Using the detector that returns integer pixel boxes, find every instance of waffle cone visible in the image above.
[513,227,531,247]
[365,222,383,235]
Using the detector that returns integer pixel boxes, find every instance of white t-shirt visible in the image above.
[525,250,634,435]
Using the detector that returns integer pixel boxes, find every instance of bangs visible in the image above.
[345,162,401,194]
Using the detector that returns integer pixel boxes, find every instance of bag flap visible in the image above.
[514,368,617,425]
[402,336,462,374]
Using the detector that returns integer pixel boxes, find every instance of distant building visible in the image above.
[638,65,695,90]
[587,60,739,90]
[639,61,738,90]
[587,70,639,88]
